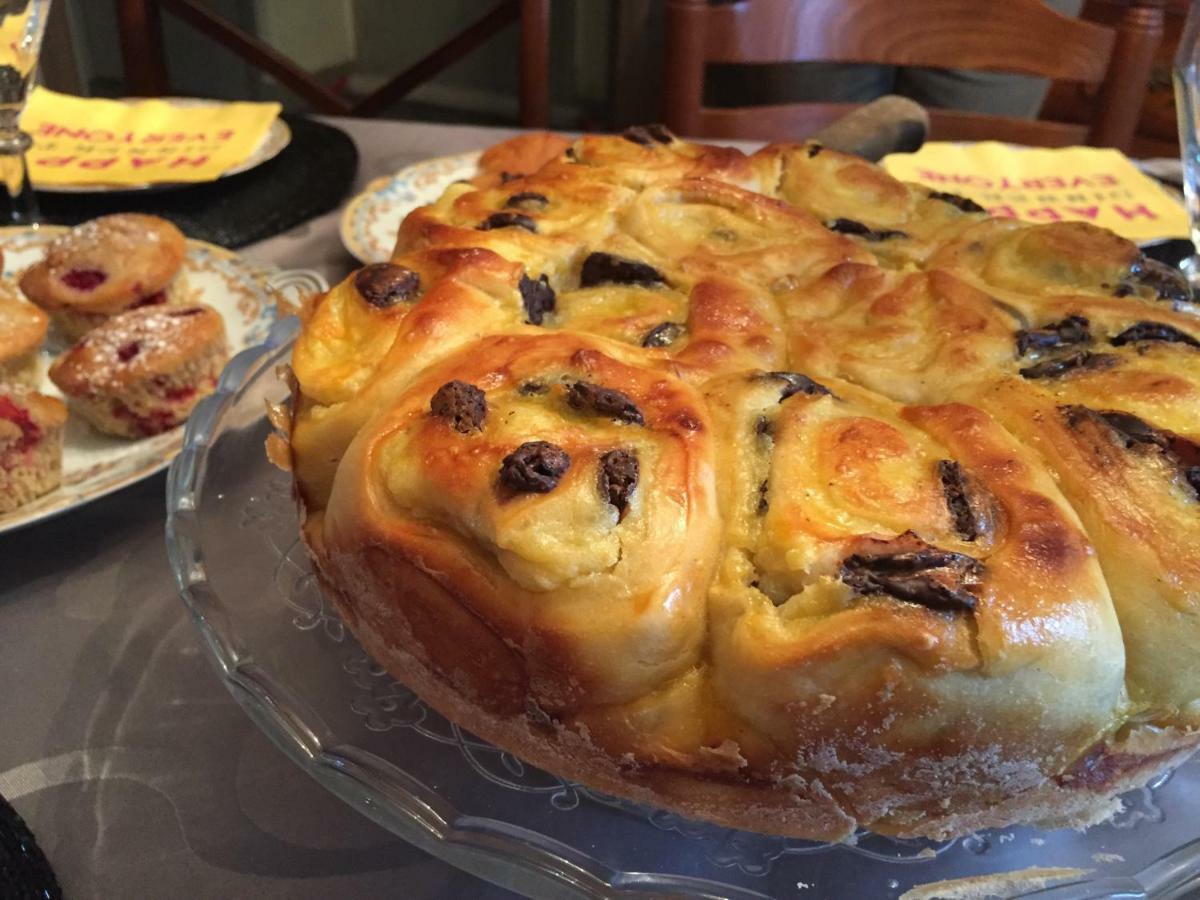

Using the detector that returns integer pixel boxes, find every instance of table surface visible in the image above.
[1,117,527,900]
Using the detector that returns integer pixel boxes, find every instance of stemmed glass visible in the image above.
[0,0,50,224]
[1175,0,1200,285]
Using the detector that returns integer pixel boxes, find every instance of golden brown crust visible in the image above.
[289,247,528,507]
[289,130,1200,841]
[318,332,720,712]
[927,218,1195,315]
[780,263,1018,403]
[966,367,1200,723]
[614,177,870,290]
[0,285,49,363]
[699,374,1126,827]
[558,129,780,194]
[771,142,987,266]
[312,548,1199,841]
[472,131,573,188]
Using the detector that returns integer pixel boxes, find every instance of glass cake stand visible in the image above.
[165,316,1200,899]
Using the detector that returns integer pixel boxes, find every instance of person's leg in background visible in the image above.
[700,0,897,109]
[703,61,897,108]
[894,0,1086,118]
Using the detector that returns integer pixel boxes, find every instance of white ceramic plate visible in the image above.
[36,98,292,194]
[0,225,326,535]
[339,151,481,265]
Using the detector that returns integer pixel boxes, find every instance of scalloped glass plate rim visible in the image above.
[166,316,1200,900]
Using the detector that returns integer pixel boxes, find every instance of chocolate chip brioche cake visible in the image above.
[283,129,1200,841]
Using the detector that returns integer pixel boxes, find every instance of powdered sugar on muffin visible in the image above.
[20,214,189,340]
[49,303,227,438]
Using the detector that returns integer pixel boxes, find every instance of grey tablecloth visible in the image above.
[0,118,526,900]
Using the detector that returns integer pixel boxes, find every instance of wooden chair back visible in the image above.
[663,0,1164,150]
[116,0,550,125]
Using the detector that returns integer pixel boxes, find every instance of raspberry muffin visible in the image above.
[20,214,189,340]
[0,388,66,513]
[49,303,227,438]
[0,284,49,388]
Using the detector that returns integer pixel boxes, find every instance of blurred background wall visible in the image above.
[57,0,621,128]
[40,0,1190,156]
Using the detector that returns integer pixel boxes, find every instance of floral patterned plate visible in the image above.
[0,226,326,535]
[339,151,481,265]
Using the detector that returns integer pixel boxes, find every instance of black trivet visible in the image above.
[31,114,359,249]
[1142,237,1194,271]
[0,793,61,900]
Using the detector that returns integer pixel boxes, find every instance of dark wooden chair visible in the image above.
[116,0,550,125]
[663,0,1164,150]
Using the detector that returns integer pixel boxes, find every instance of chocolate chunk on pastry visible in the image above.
[579,252,667,288]
[598,448,639,517]
[518,273,556,325]
[937,458,990,542]
[430,380,487,433]
[505,191,549,210]
[840,531,983,612]
[478,212,538,233]
[499,440,571,494]
[566,380,645,425]
[1016,315,1092,357]
[928,191,985,214]
[355,263,421,307]
[825,217,907,242]
[1110,320,1200,348]
[640,321,685,348]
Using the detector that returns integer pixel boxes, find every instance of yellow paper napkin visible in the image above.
[882,141,1189,243]
[21,87,282,186]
